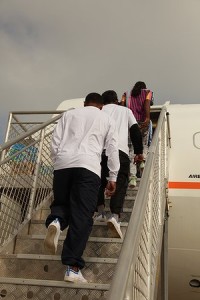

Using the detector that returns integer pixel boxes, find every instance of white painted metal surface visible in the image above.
[56,98,84,110]
[167,104,200,300]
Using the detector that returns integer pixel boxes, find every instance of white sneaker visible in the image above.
[64,266,88,283]
[107,216,123,239]
[44,218,61,255]
[93,211,107,222]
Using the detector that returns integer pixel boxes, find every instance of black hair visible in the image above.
[131,81,146,98]
[84,93,103,105]
[102,90,118,105]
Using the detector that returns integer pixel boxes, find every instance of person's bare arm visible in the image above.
[141,99,150,128]
[105,181,116,197]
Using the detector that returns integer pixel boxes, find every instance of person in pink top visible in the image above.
[120,81,153,184]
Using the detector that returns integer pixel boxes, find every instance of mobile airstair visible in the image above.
[0,106,169,300]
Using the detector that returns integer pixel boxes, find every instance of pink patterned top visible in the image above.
[127,89,153,122]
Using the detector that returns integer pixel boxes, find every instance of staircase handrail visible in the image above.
[108,106,169,300]
[0,114,62,155]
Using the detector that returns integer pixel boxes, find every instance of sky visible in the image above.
[1,0,200,143]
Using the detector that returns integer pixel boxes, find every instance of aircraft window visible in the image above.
[189,279,200,288]
[193,132,200,149]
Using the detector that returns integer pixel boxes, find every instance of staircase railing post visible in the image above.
[27,128,45,220]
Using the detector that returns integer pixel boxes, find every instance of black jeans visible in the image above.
[46,167,100,269]
[97,150,130,216]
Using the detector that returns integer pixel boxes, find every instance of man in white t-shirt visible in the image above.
[94,90,143,239]
[44,93,120,283]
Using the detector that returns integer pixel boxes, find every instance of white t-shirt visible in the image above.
[102,104,137,155]
[51,106,120,181]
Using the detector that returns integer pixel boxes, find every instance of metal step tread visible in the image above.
[16,234,124,243]
[0,277,110,290]
[41,198,136,210]
[127,185,139,190]
[101,195,137,200]
[40,207,133,212]
[0,253,117,264]
[30,220,129,227]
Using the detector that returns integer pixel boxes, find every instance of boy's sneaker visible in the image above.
[93,211,107,222]
[129,176,137,188]
[107,215,123,239]
[140,161,145,175]
[64,266,88,283]
[44,218,61,255]
[140,161,145,169]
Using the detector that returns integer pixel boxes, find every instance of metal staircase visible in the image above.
[0,184,137,299]
[0,106,169,300]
